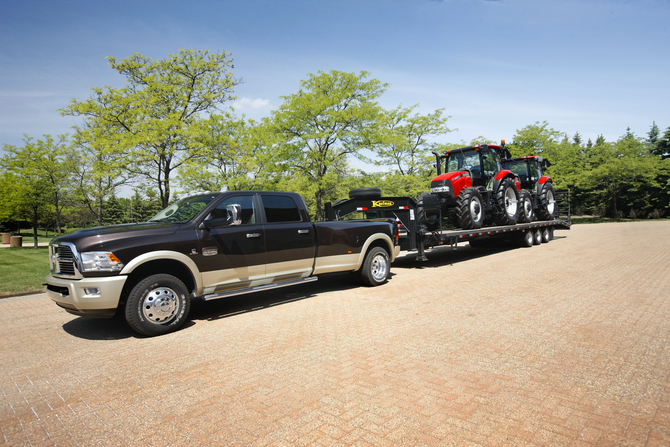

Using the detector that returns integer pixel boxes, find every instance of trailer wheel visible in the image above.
[536,183,556,220]
[541,228,551,243]
[548,227,555,241]
[125,274,191,336]
[518,230,534,247]
[517,190,534,223]
[360,247,390,286]
[349,188,382,199]
[494,179,519,226]
[533,229,542,245]
[457,188,484,229]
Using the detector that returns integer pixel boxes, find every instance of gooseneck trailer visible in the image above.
[325,190,570,261]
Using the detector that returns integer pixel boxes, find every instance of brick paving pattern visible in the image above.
[1,221,669,446]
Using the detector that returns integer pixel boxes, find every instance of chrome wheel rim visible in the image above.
[546,190,556,214]
[524,197,533,219]
[470,197,483,223]
[142,287,180,324]
[370,254,388,282]
[504,187,518,217]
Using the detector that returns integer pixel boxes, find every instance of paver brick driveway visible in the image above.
[1,221,670,446]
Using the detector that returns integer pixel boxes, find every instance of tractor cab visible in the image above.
[431,144,507,199]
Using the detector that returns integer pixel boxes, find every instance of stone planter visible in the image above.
[10,236,22,247]
[1,233,10,244]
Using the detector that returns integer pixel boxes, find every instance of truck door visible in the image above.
[260,194,316,281]
[197,194,267,293]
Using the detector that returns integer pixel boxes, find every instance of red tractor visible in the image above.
[501,155,556,221]
[418,142,521,230]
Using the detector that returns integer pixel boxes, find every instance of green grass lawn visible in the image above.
[0,247,50,297]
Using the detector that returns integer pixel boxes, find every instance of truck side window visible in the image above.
[262,195,302,223]
[211,195,256,225]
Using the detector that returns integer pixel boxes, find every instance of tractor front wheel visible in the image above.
[457,188,484,229]
[537,183,557,220]
[494,179,519,226]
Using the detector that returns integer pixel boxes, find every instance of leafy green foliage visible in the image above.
[61,49,240,208]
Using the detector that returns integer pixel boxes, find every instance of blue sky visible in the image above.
[1,0,669,153]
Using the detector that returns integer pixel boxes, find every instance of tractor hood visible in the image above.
[431,171,469,183]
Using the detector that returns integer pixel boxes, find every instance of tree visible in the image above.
[371,105,452,177]
[508,121,562,157]
[61,48,240,207]
[178,113,269,193]
[269,70,387,220]
[580,130,658,218]
[1,135,75,245]
[656,126,670,159]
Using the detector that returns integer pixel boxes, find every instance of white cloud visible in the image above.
[233,97,271,110]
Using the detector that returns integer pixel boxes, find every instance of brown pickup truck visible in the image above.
[46,191,400,336]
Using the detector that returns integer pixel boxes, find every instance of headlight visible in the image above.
[431,186,450,193]
[80,252,124,272]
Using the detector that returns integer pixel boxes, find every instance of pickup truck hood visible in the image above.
[51,222,180,253]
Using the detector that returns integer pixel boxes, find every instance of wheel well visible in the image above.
[119,259,196,306]
[366,239,391,257]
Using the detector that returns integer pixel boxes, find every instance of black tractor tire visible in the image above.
[360,247,390,286]
[457,187,485,230]
[125,274,191,336]
[494,178,520,226]
[536,183,557,220]
[349,187,382,199]
[517,190,534,223]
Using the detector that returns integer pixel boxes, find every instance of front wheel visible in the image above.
[537,183,556,220]
[360,247,390,286]
[494,179,519,226]
[517,190,534,223]
[125,274,191,336]
[457,188,485,230]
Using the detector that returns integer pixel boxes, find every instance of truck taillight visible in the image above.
[395,222,400,245]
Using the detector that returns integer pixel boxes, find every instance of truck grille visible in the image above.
[50,243,81,278]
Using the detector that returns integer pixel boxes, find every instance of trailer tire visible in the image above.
[517,190,534,223]
[494,178,519,226]
[457,188,484,229]
[534,229,542,245]
[125,274,191,336]
[349,188,382,199]
[536,183,556,220]
[518,230,534,247]
[360,247,390,286]
[541,228,551,243]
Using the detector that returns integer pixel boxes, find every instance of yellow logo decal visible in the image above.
[372,200,394,208]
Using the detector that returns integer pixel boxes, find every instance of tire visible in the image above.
[457,188,484,229]
[349,187,382,199]
[125,274,191,336]
[536,183,556,220]
[494,179,519,226]
[533,229,542,245]
[518,230,534,247]
[517,190,534,223]
[541,228,551,243]
[360,247,390,286]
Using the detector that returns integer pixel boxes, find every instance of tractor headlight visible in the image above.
[80,252,124,272]
[431,185,450,193]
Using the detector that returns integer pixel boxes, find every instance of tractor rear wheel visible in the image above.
[494,179,519,226]
[457,188,484,229]
[536,183,556,220]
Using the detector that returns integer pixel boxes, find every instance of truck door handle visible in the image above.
[298,230,309,234]
[246,233,261,238]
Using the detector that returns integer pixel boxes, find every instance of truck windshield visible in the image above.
[149,194,219,224]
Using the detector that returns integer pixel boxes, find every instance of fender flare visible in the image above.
[119,251,203,295]
[354,233,396,271]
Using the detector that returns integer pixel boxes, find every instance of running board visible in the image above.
[201,276,319,302]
